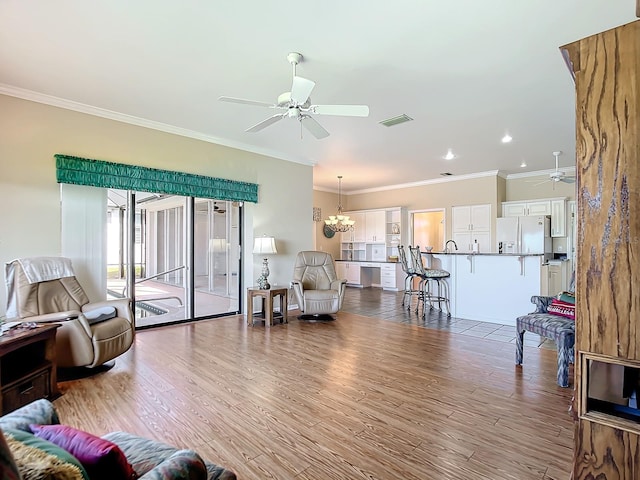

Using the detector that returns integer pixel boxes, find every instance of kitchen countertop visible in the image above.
[335,259,399,263]
[425,252,546,256]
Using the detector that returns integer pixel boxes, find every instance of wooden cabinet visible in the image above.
[452,204,491,252]
[0,324,59,415]
[550,199,566,237]
[502,200,551,217]
[563,20,640,479]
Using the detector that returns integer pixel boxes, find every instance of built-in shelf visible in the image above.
[580,353,640,435]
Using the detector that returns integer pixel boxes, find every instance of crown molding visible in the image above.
[318,170,501,195]
[0,83,315,167]
[506,166,576,179]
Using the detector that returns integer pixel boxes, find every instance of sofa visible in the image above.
[0,399,236,480]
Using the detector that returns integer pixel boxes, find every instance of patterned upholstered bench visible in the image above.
[516,295,575,387]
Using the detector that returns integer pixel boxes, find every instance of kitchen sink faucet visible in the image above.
[444,240,458,253]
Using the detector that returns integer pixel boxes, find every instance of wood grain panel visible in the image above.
[53,310,574,480]
[562,19,640,480]
[566,20,640,360]
[574,421,640,478]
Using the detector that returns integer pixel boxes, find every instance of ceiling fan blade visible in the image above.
[246,114,284,133]
[291,76,315,105]
[301,115,329,139]
[311,104,370,117]
[532,179,552,187]
[560,177,576,184]
[218,96,275,108]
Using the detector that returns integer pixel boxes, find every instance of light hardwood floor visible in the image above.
[54,302,574,479]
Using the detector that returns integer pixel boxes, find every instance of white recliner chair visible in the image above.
[291,251,346,319]
[5,257,134,368]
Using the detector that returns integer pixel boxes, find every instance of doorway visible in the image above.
[410,209,445,251]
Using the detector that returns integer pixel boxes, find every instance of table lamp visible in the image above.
[253,235,277,289]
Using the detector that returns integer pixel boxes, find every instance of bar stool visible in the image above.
[409,245,451,317]
[398,245,420,308]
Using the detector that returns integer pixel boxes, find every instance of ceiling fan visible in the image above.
[534,151,576,187]
[218,52,369,139]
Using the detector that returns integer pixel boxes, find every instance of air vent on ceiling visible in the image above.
[440,172,453,176]
[379,114,413,127]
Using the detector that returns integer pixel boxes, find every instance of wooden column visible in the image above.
[561,20,640,479]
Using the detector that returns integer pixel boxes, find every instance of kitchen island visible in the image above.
[424,252,546,326]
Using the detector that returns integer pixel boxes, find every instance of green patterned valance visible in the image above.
[55,154,258,203]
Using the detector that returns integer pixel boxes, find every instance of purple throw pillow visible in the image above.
[29,424,137,480]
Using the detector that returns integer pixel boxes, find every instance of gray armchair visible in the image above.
[291,251,346,319]
[5,257,134,368]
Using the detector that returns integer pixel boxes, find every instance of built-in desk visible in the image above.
[335,260,403,291]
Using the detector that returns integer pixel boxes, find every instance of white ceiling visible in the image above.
[0,1,635,192]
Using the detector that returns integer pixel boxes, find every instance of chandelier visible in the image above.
[324,175,355,232]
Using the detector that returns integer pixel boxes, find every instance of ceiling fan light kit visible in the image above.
[219,52,369,139]
[532,151,576,187]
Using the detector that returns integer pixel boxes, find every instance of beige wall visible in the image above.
[319,172,576,254]
[0,94,313,314]
[506,175,575,201]
[312,190,341,260]
[344,175,501,242]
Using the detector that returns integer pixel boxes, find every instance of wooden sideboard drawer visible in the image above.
[2,368,50,414]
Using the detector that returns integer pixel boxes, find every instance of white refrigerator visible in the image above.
[496,215,552,259]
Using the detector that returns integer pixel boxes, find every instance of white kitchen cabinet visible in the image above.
[550,199,566,237]
[453,231,491,253]
[340,242,366,261]
[452,204,491,232]
[335,261,361,285]
[502,198,567,237]
[380,262,402,290]
[385,208,402,259]
[548,260,569,295]
[452,204,491,252]
[502,200,551,217]
[340,211,365,242]
[365,210,386,243]
[341,207,405,261]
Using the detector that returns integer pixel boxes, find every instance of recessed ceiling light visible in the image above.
[443,149,456,160]
[520,160,527,167]
[502,133,513,143]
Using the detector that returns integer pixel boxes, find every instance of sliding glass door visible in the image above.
[106,190,241,328]
[193,199,241,317]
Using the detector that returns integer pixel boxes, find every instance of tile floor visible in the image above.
[340,287,556,350]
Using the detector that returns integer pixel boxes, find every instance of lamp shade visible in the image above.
[253,236,277,255]
[209,238,226,252]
